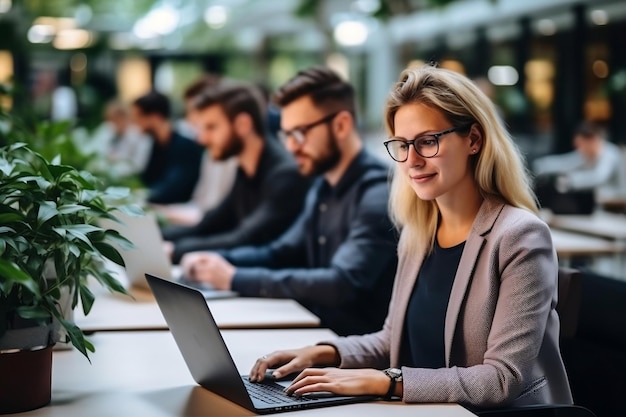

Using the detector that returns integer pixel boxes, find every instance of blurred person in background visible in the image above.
[152,75,238,225]
[533,121,625,214]
[89,100,151,178]
[162,81,310,263]
[132,90,204,204]
[179,66,398,336]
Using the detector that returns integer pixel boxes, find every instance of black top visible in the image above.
[164,139,311,263]
[141,131,204,204]
[403,239,465,369]
[221,150,399,336]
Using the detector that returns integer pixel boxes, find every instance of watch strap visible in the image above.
[384,376,397,400]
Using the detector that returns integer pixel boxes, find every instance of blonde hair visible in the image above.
[385,65,538,254]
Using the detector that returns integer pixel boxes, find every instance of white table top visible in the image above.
[550,228,622,257]
[74,287,320,332]
[10,330,475,417]
[549,212,626,241]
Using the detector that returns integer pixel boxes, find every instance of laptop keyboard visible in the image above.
[243,378,315,404]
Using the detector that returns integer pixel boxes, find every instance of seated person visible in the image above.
[88,100,152,178]
[152,75,238,225]
[179,66,399,336]
[247,64,572,409]
[131,91,204,204]
[533,121,624,214]
[162,81,310,263]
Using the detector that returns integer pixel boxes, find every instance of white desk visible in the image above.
[75,287,320,332]
[550,229,621,258]
[10,330,475,417]
[548,212,626,277]
[549,212,626,241]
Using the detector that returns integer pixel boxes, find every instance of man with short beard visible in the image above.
[162,81,310,264]
[132,91,204,204]
[180,67,399,336]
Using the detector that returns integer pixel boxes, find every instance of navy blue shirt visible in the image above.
[403,240,465,369]
[141,131,204,204]
[221,150,399,336]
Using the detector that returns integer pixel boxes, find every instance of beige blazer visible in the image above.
[327,198,573,408]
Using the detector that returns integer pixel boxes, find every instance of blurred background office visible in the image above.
[2,0,626,247]
[1,0,624,149]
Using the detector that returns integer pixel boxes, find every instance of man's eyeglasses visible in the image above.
[278,112,339,145]
[383,124,472,162]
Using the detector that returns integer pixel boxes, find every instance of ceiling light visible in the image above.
[592,60,609,79]
[53,29,93,50]
[27,25,55,43]
[0,0,11,14]
[204,5,228,29]
[0,51,13,82]
[133,5,180,39]
[150,6,180,35]
[537,19,556,36]
[334,20,368,47]
[488,66,519,86]
[590,9,608,26]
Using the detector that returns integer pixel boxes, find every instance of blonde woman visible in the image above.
[249,65,573,409]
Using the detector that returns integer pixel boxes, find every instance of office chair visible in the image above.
[475,404,597,417]
[474,268,593,417]
[556,267,583,340]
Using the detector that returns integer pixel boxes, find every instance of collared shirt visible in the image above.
[164,139,310,263]
[224,149,399,336]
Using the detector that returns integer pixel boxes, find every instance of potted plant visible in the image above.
[0,142,139,413]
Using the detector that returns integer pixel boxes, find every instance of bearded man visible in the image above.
[179,67,398,336]
[162,81,310,263]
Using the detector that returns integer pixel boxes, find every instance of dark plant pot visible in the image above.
[0,345,53,414]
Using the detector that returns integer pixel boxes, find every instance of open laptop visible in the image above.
[145,273,376,414]
[100,212,237,300]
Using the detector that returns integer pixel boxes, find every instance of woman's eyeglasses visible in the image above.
[383,124,472,162]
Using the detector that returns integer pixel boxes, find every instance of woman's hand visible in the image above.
[286,368,391,397]
[249,345,340,382]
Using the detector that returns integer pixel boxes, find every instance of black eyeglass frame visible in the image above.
[383,123,473,162]
[278,112,340,145]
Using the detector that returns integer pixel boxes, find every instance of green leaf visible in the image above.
[104,186,131,199]
[37,201,58,224]
[53,224,101,246]
[0,259,40,297]
[68,243,80,258]
[0,159,13,175]
[79,285,95,316]
[113,204,144,217]
[57,204,90,215]
[48,164,74,180]
[93,241,125,266]
[0,213,24,223]
[15,305,51,320]
[58,317,94,360]
[91,270,128,296]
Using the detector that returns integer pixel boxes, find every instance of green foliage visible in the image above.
[0,142,142,359]
[0,82,144,192]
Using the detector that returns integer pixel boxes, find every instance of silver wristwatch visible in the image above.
[382,367,402,399]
